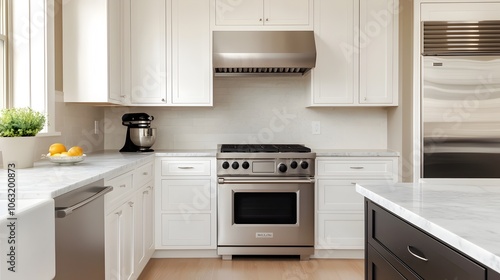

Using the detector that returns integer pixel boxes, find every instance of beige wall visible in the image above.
[33,0,105,162]
[388,0,413,182]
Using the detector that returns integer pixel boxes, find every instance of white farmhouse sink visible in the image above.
[0,198,55,280]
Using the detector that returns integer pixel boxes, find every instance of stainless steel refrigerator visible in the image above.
[421,21,500,178]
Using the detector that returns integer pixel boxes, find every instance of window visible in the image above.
[0,0,6,109]
[8,0,56,134]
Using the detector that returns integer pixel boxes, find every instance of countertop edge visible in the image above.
[356,184,500,274]
[314,149,400,157]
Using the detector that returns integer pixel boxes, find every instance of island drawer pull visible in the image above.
[407,246,428,262]
[178,166,195,169]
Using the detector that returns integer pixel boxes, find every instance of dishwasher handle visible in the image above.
[55,186,113,218]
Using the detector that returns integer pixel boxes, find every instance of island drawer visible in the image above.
[317,158,397,180]
[367,201,486,280]
[160,159,211,176]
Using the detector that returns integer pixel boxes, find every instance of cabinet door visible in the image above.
[134,184,154,274]
[105,201,135,280]
[367,245,414,280]
[215,0,264,26]
[171,0,212,105]
[160,213,212,247]
[311,0,358,105]
[160,179,212,212]
[317,213,364,249]
[264,0,310,25]
[108,0,125,103]
[130,0,168,104]
[317,179,368,212]
[359,0,398,105]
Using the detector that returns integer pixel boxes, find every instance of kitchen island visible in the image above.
[357,182,500,279]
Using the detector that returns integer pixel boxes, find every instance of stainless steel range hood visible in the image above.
[213,31,316,76]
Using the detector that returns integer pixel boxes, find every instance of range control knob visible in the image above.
[278,163,288,173]
[290,161,298,169]
[242,161,250,169]
[222,161,230,169]
[232,162,240,170]
[300,161,309,169]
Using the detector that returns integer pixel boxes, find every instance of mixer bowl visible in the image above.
[130,128,157,149]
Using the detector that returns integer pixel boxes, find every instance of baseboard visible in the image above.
[312,249,364,259]
[153,249,220,258]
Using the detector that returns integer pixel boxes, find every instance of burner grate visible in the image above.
[220,144,311,153]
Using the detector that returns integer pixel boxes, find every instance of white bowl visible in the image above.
[45,154,86,164]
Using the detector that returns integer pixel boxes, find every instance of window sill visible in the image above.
[36,132,62,137]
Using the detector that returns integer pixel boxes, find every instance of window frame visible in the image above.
[7,0,58,135]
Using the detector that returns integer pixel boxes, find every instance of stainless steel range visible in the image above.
[217,144,315,260]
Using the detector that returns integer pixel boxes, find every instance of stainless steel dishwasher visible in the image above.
[54,179,112,280]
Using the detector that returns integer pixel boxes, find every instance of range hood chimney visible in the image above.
[213,31,316,76]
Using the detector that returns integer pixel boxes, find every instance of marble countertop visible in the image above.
[356,182,500,273]
[0,151,155,199]
[314,149,399,157]
[154,149,217,157]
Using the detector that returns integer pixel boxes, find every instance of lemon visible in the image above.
[49,143,66,155]
[60,152,69,157]
[67,146,84,156]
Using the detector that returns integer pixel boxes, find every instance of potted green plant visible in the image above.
[0,107,46,168]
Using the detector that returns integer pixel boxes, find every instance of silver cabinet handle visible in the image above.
[55,186,113,218]
[128,201,134,207]
[407,246,428,262]
[142,172,149,175]
[115,210,122,216]
[350,166,364,170]
[178,166,194,169]
[119,184,126,188]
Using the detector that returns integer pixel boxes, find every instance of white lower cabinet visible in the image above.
[105,161,154,280]
[155,157,216,250]
[315,157,398,257]
[106,200,135,280]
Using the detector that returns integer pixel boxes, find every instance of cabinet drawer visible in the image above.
[317,179,368,211]
[161,160,211,176]
[134,162,153,187]
[317,213,364,250]
[160,179,212,212]
[105,173,133,210]
[317,158,397,180]
[368,202,486,280]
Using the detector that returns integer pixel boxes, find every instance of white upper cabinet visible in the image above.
[129,0,212,106]
[214,0,312,29]
[129,0,168,104]
[311,0,398,106]
[63,0,127,104]
[359,0,398,105]
[311,0,357,104]
[171,0,212,105]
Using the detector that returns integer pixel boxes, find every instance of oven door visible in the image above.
[217,177,314,247]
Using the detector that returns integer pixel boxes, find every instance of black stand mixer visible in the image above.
[120,113,157,152]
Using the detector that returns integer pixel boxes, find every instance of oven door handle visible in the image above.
[218,178,315,184]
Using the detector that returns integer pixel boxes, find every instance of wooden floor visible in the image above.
[138,257,364,280]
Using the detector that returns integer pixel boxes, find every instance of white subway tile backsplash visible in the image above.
[104,77,388,150]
